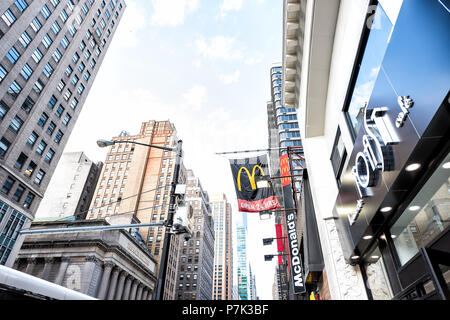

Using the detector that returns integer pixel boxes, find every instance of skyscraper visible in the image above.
[34,151,101,221]
[210,193,233,300]
[0,0,125,266]
[175,169,214,300]
[87,120,187,300]
[236,216,248,300]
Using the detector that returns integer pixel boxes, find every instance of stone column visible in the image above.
[141,289,148,300]
[147,289,153,300]
[24,258,38,275]
[97,262,114,300]
[107,267,120,300]
[122,275,133,300]
[55,257,71,285]
[136,284,143,300]
[41,257,55,280]
[129,280,138,300]
[114,271,127,300]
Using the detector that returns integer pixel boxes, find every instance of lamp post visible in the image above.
[96,138,183,300]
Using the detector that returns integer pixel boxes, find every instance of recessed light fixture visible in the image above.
[405,163,421,172]
[380,234,386,241]
[371,255,380,259]
[351,255,359,259]
[391,234,397,239]
[408,205,421,211]
[363,235,373,240]
[442,162,450,169]
[380,206,392,213]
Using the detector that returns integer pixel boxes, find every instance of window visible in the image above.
[40,4,51,19]
[26,132,38,147]
[82,3,89,15]
[95,47,101,57]
[14,153,27,170]
[60,35,70,49]
[52,48,62,63]
[12,185,25,202]
[95,27,102,37]
[51,21,61,35]
[6,47,20,64]
[48,95,57,109]
[50,0,60,8]
[344,4,393,139]
[20,64,33,80]
[62,113,71,126]
[34,169,45,185]
[105,9,111,20]
[84,49,91,60]
[15,0,29,12]
[71,74,79,85]
[46,121,56,135]
[83,71,91,81]
[24,161,36,177]
[32,78,44,95]
[68,24,77,37]
[0,138,11,157]
[72,52,79,63]
[70,98,78,109]
[100,18,106,29]
[0,101,9,119]
[65,65,73,76]
[390,152,450,266]
[54,130,63,144]
[80,40,86,51]
[32,48,43,63]
[42,33,52,48]
[77,83,85,95]
[57,80,65,92]
[44,148,55,163]
[30,17,42,32]
[43,63,54,78]
[19,31,32,48]
[2,10,16,27]
[23,192,35,208]
[78,62,85,72]
[60,9,68,22]
[56,105,64,117]
[1,177,15,194]
[90,59,96,69]
[63,89,72,101]
[36,140,47,155]
[21,96,34,113]
[7,81,22,100]
[37,112,48,127]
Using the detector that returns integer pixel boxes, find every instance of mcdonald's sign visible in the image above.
[229,155,281,213]
[280,154,291,187]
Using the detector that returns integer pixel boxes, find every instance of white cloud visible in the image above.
[220,69,240,84]
[150,0,200,27]
[181,85,207,111]
[245,52,264,66]
[195,36,243,60]
[112,0,147,47]
[220,0,243,12]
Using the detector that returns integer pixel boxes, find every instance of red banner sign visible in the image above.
[280,154,291,187]
[275,224,284,264]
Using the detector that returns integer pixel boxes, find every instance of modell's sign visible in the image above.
[286,210,306,294]
[229,155,281,212]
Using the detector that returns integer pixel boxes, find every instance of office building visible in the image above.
[210,193,233,300]
[34,151,101,221]
[236,218,249,300]
[14,219,156,299]
[175,169,214,300]
[87,120,187,300]
[281,0,449,300]
[0,0,126,266]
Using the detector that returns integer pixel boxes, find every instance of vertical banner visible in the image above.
[286,211,306,294]
[229,155,281,212]
[275,224,284,265]
[280,154,291,187]
[278,263,289,300]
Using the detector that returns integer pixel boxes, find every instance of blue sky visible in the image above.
[65,0,283,299]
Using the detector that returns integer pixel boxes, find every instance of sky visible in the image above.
[64,0,283,299]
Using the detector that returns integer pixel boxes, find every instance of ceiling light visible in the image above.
[405,163,421,172]
[391,234,397,239]
[408,205,421,211]
[380,234,386,241]
[380,206,392,213]
[371,255,380,259]
[351,255,359,259]
[363,235,373,240]
[442,162,450,169]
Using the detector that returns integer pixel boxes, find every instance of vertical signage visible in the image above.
[280,154,291,187]
[278,263,289,300]
[275,224,284,264]
[286,211,306,294]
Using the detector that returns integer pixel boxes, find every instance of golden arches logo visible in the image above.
[237,165,269,191]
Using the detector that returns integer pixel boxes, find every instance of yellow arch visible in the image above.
[237,165,270,191]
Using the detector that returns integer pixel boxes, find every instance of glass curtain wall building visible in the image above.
[0,0,126,266]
